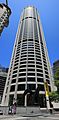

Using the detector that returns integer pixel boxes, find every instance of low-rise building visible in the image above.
[0,65,8,103]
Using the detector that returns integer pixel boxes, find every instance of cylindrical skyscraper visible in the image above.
[2,6,54,107]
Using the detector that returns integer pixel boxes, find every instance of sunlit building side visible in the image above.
[2,6,54,108]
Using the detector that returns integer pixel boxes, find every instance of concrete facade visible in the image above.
[2,6,54,107]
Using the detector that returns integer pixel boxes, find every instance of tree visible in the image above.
[54,68,59,93]
[49,91,59,102]
[49,68,59,102]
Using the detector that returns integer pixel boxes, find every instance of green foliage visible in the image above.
[49,91,59,102]
[49,68,59,102]
[54,68,59,80]
[54,68,59,93]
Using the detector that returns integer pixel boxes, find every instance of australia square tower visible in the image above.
[2,6,54,108]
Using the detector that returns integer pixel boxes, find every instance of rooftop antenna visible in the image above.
[6,0,8,6]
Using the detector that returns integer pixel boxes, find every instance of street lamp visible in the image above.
[44,81,50,111]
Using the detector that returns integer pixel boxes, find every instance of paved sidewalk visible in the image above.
[0,115,29,120]
[0,113,59,120]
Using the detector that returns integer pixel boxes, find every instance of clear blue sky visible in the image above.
[0,0,59,68]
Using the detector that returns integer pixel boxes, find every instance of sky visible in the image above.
[0,0,59,68]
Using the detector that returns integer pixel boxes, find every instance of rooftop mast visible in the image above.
[6,0,8,6]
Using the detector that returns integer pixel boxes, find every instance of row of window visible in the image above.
[11,64,48,71]
[11,77,44,83]
[7,75,50,87]
[9,62,48,77]
[9,83,51,92]
[11,67,49,75]
[12,72,43,78]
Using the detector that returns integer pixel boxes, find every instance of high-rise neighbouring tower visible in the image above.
[53,60,59,75]
[2,6,54,107]
[0,3,11,35]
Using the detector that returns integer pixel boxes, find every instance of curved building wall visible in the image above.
[2,6,53,107]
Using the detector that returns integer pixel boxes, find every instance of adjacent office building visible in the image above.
[0,3,11,35]
[52,60,59,91]
[53,60,59,75]
[0,65,8,103]
[2,6,54,107]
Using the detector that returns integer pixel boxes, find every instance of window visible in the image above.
[28,68,35,72]
[20,61,26,64]
[11,79,16,84]
[49,86,51,92]
[12,74,17,78]
[28,65,35,67]
[45,71,49,74]
[13,66,18,70]
[15,54,20,58]
[37,69,43,73]
[17,48,20,52]
[15,56,19,60]
[27,72,35,76]
[27,84,36,90]
[10,85,15,92]
[28,39,33,42]
[17,94,24,106]
[19,72,26,76]
[37,78,43,82]
[21,55,27,58]
[6,87,8,93]
[36,65,42,69]
[17,84,25,91]
[18,78,26,82]
[14,59,19,63]
[43,60,47,64]
[21,49,27,53]
[20,65,26,68]
[36,55,41,59]
[46,79,50,84]
[9,95,14,106]
[28,49,34,52]
[14,63,18,66]
[38,84,44,91]
[36,61,42,65]
[28,52,34,54]
[19,69,26,72]
[23,39,27,42]
[21,52,27,55]
[44,67,48,71]
[13,70,17,74]
[27,77,35,82]
[28,54,34,57]
[44,63,47,67]
[28,61,35,64]
[36,58,41,61]
[35,50,40,54]
[28,57,34,60]
[22,46,27,50]
[45,75,49,79]
[37,73,43,77]
[20,58,26,61]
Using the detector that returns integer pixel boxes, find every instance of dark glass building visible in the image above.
[53,60,59,75]
[0,65,8,103]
